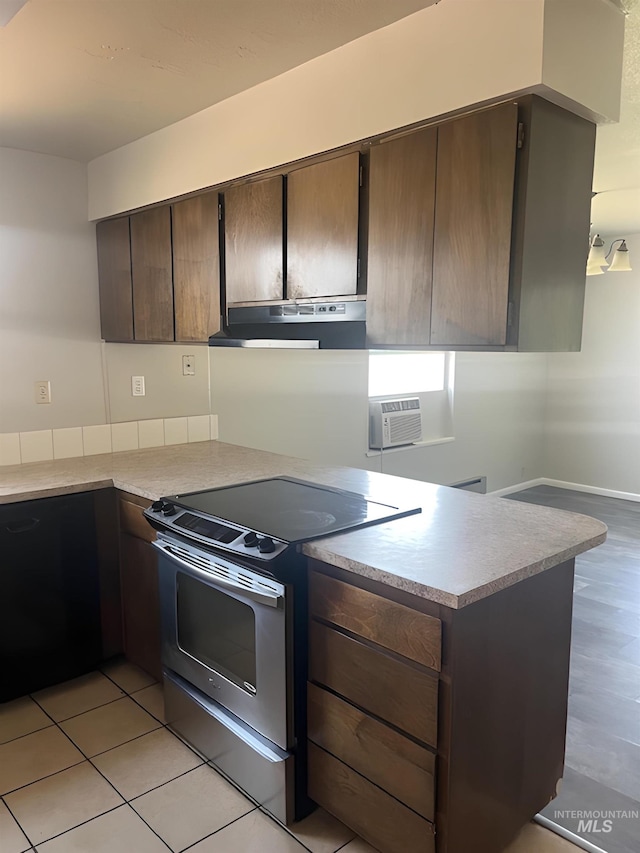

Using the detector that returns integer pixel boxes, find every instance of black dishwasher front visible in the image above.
[0,492,102,703]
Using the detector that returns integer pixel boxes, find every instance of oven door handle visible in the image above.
[152,539,283,608]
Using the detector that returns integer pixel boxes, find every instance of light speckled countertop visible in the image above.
[0,440,606,608]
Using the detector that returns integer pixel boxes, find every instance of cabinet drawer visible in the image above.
[119,498,154,543]
[309,620,438,747]
[308,682,435,821]
[310,570,441,671]
[308,742,435,853]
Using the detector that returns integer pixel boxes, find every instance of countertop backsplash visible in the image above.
[0,415,218,466]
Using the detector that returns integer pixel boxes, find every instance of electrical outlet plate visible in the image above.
[131,376,145,397]
[182,355,195,376]
[35,380,51,404]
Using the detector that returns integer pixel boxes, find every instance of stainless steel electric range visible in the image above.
[144,476,421,824]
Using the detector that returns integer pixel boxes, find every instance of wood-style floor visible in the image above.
[506,486,640,853]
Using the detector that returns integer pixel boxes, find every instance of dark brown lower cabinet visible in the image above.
[118,493,162,681]
[308,742,436,853]
[307,559,575,853]
[119,534,162,681]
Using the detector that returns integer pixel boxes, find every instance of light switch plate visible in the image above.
[182,355,195,376]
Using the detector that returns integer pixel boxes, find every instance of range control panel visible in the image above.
[143,501,288,561]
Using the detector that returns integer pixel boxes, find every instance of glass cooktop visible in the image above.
[170,477,421,543]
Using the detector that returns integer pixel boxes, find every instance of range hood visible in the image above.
[209,299,366,349]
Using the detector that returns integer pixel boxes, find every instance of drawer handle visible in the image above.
[5,517,40,534]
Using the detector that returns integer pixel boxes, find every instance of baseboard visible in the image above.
[542,478,640,504]
[490,477,640,504]
[489,478,546,497]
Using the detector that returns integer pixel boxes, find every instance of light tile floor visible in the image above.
[0,661,584,852]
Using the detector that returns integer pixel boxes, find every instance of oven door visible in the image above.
[153,534,290,750]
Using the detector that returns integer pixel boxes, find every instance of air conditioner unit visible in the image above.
[369,397,422,449]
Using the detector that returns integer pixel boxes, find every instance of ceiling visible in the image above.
[0,0,437,161]
[591,0,640,235]
[0,0,638,233]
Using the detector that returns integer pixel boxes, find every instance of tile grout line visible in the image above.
[5,684,344,853]
[98,664,157,696]
[5,701,355,853]
[29,691,163,761]
[25,803,127,851]
[4,698,118,846]
[27,692,127,726]
[177,807,260,853]
[23,693,175,851]
[4,667,351,853]
[0,722,54,748]
[126,764,208,805]
[1,792,36,852]
[255,805,327,853]
[98,663,225,768]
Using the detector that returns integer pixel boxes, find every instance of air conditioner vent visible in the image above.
[369,397,422,449]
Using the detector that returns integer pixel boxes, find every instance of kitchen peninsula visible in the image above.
[1,440,606,853]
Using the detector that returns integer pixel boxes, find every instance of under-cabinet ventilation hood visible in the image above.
[209,299,366,349]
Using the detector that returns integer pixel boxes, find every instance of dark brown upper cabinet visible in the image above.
[224,176,284,305]
[96,95,594,352]
[172,193,221,341]
[287,152,361,300]
[96,217,134,342]
[508,97,595,352]
[366,96,595,351]
[130,206,174,342]
[431,102,518,347]
[97,197,220,344]
[366,128,437,347]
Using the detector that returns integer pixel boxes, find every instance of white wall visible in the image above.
[0,149,211,439]
[541,0,624,122]
[545,232,640,494]
[384,353,547,490]
[105,343,210,423]
[210,348,548,492]
[87,0,623,220]
[0,148,107,433]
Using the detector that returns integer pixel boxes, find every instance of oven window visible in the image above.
[176,572,257,694]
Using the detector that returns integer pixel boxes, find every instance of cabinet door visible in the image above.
[431,103,518,347]
[120,533,162,680]
[96,217,133,341]
[131,206,174,341]
[224,176,284,305]
[287,153,360,299]
[173,193,221,341]
[366,129,437,346]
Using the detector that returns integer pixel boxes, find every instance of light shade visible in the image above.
[608,240,632,272]
[586,234,607,269]
[586,262,605,276]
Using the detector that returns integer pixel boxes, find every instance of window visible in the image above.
[368,351,447,397]
[367,350,454,452]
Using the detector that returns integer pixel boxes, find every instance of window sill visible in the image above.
[366,435,455,457]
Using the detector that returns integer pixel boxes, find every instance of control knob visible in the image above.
[243,531,259,547]
[161,503,177,517]
[258,536,276,554]
[151,500,165,512]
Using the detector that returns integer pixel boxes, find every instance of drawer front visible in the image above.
[309,620,438,747]
[310,570,441,671]
[119,498,154,543]
[308,742,435,853]
[308,682,435,821]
